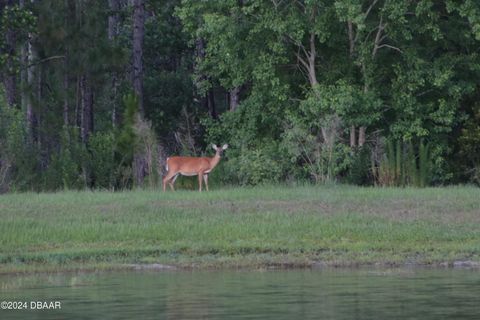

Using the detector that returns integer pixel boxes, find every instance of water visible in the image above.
[1,268,479,319]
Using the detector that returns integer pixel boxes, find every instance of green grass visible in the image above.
[1,185,479,272]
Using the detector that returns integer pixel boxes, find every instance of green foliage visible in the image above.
[116,93,138,167]
[201,83,292,186]
[457,109,480,185]
[282,112,351,184]
[0,3,36,70]
[301,82,382,129]
[418,139,431,187]
[115,93,160,189]
[89,131,116,189]
[447,0,480,40]
[205,115,288,186]
[345,146,372,185]
[144,71,194,137]
[144,0,195,137]
[133,116,160,189]
[226,144,284,186]
[44,128,87,191]
[2,0,480,191]
[0,100,37,191]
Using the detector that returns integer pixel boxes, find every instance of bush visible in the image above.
[201,90,291,186]
[0,101,38,191]
[457,110,480,185]
[115,93,161,189]
[133,116,161,188]
[89,131,116,189]
[345,146,372,185]
[43,127,87,190]
[282,113,351,184]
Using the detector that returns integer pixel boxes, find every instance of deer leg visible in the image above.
[162,176,169,192]
[203,174,209,191]
[169,174,179,191]
[162,171,177,192]
[198,172,204,192]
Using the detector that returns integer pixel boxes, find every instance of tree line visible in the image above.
[0,0,479,192]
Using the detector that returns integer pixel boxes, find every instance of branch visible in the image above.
[365,0,379,20]
[351,0,380,45]
[295,51,310,71]
[348,21,355,55]
[285,34,309,58]
[294,51,312,83]
[309,32,316,59]
[376,44,402,54]
[416,89,434,97]
[292,0,305,11]
[4,55,66,76]
[24,55,65,69]
[372,16,384,58]
[287,34,314,83]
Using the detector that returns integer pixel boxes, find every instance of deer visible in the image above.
[162,144,228,192]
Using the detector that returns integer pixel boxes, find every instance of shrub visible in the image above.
[0,100,37,191]
[43,127,86,190]
[345,146,372,185]
[89,131,116,189]
[282,113,351,184]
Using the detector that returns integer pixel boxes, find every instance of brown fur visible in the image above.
[162,144,227,192]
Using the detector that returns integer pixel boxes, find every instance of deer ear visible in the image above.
[222,144,229,150]
[212,144,218,151]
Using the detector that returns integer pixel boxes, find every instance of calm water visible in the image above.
[1,268,479,319]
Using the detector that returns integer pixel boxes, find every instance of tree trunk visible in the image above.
[108,0,120,40]
[350,125,356,147]
[26,38,36,142]
[63,57,69,127]
[132,0,144,116]
[79,74,93,188]
[347,21,355,57]
[229,86,240,111]
[19,0,27,110]
[358,80,369,147]
[358,126,366,147]
[62,0,69,127]
[347,21,358,148]
[20,40,27,111]
[108,0,120,127]
[207,88,217,119]
[2,0,17,107]
[194,37,218,119]
[80,75,93,143]
[35,60,42,150]
[75,75,80,128]
[307,33,318,86]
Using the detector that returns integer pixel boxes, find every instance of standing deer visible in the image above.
[162,144,228,192]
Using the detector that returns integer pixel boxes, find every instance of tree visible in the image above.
[1,0,17,107]
[133,0,145,116]
[108,0,121,127]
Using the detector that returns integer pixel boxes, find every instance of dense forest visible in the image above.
[0,0,479,192]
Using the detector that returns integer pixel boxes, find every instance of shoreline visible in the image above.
[2,257,480,275]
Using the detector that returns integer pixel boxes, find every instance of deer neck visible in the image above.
[209,153,221,169]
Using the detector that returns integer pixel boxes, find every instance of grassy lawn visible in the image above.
[0,185,479,272]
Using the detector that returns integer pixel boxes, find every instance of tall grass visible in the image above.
[374,140,431,187]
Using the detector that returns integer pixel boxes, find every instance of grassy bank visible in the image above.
[1,185,479,273]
